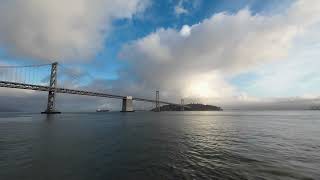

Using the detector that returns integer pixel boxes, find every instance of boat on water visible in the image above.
[96,109,110,112]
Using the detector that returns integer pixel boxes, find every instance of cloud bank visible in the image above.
[174,0,189,16]
[1,0,320,111]
[120,0,320,105]
[0,0,148,61]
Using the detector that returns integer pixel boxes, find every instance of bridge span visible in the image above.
[0,62,184,113]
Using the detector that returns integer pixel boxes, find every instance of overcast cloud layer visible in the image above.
[120,0,320,105]
[0,0,148,61]
[1,0,320,111]
[0,0,149,111]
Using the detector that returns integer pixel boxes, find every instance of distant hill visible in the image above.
[309,106,320,110]
[152,103,223,111]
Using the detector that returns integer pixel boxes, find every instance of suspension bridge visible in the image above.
[0,62,184,113]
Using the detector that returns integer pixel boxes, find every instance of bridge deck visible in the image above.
[0,81,179,105]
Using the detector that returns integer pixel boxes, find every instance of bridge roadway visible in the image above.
[0,80,179,105]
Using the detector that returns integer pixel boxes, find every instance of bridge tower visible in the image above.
[155,90,160,112]
[181,99,185,111]
[42,62,60,114]
[121,96,134,112]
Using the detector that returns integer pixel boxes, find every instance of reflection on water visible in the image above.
[0,111,319,180]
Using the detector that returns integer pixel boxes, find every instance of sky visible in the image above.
[0,0,320,111]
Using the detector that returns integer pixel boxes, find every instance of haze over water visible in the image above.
[0,111,319,180]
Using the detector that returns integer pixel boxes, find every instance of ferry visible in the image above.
[96,109,110,112]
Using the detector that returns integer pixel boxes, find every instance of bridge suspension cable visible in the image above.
[0,62,182,113]
[0,63,51,85]
[0,63,52,68]
[58,64,95,90]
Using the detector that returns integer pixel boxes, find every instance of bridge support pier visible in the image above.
[42,62,60,114]
[121,96,134,112]
[155,90,160,112]
[181,99,185,111]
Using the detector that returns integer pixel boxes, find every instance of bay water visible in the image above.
[0,111,319,179]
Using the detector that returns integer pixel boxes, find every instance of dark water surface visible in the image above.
[0,111,319,180]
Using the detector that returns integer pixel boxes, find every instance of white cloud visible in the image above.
[0,0,148,62]
[1,0,320,111]
[174,0,188,16]
[243,38,320,98]
[120,0,320,105]
[175,6,188,16]
[180,25,191,37]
